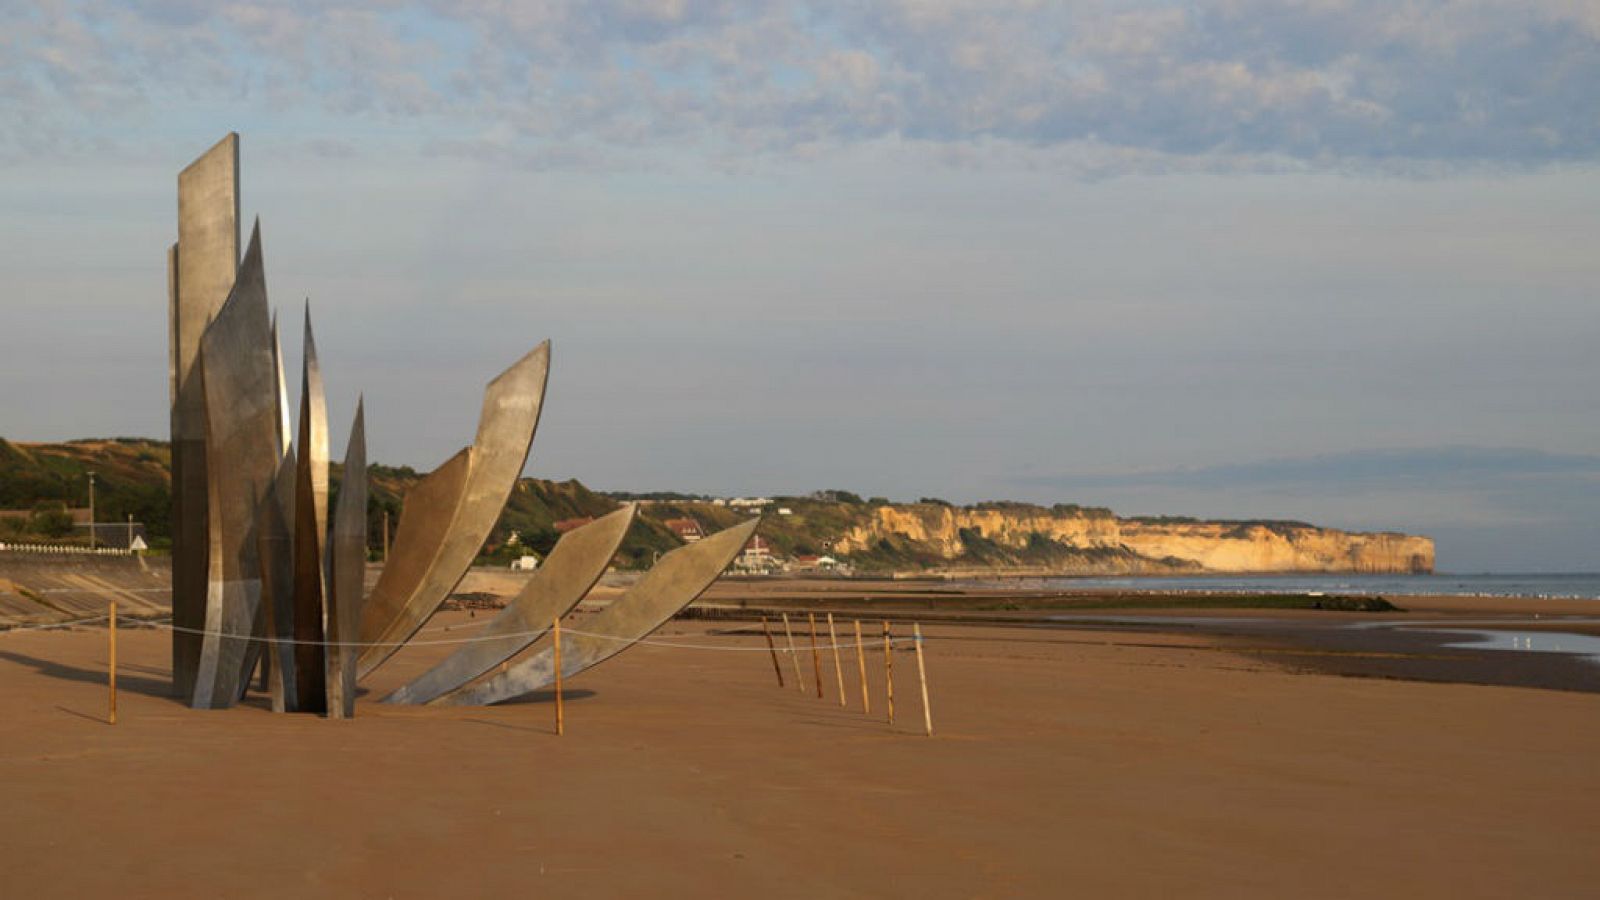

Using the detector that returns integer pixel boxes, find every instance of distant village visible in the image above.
[1,484,855,576]
[521,497,847,577]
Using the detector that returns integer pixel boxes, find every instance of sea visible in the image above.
[992,573,1600,600]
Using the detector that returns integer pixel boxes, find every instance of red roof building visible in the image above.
[664,517,704,542]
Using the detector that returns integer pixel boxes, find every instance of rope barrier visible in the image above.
[35,587,170,595]
[0,613,113,633]
[2,614,918,653]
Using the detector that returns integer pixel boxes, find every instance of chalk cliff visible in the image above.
[829,504,1433,574]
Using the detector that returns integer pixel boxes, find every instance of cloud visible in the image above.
[2,1,1597,171]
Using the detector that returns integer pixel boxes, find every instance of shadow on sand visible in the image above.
[0,649,182,703]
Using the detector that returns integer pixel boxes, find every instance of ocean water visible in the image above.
[1435,629,1600,661]
[1001,572,1600,600]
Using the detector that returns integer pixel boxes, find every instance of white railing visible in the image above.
[0,542,133,557]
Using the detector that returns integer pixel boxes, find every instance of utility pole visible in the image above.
[87,471,96,550]
[127,513,134,550]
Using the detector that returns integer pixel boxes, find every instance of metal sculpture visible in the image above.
[382,503,637,706]
[439,517,760,707]
[166,133,753,716]
[356,343,550,680]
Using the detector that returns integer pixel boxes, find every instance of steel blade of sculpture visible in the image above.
[438,517,760,707]
[256,315,297,711]
[246,313,297,701]
[170,133,239,700]
[165,133,756,716]
[382,503,638,706]
[325,401,367,719]
[194,221,281,709]
[355,343,551,680]
[256,449,298,712]
[292,306,331,712]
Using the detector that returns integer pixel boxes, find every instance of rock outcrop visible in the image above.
[830,505,1433,574]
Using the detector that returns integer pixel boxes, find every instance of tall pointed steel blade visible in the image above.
[193,218,277,709]
[383,503,637,705]
[292,302,330,712]
[256,449,298,712]
[439,517,760,707]
[357,341,551,680]
[170,132,239,699]
[255,311,298,711]
[324,400,367,719]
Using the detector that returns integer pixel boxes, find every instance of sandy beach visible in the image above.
[2,591,1597,898]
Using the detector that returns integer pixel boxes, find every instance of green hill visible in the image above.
[0,437,1430,575]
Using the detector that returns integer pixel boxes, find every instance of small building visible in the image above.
[790,553,840,572]
[510,555,539,571]
[664,517,704,542]
[738,534,772,568]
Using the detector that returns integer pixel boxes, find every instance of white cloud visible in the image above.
[1,0,1596,171]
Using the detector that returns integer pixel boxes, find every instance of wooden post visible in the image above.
[855,619,870,714]
[914,623,932,737]
[553,616,564,736]
[883,620,895,726]
[827,613,846,707]
[107,601,117,725]
[781,613,804,692]
[808,613,824,699]
[761,616,785,687]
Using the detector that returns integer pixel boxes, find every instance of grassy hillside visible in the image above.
[0,438,172,542]
[0,438,722,568]
[0,437,1270,573]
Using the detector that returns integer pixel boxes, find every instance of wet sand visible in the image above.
[2,607,1597,898]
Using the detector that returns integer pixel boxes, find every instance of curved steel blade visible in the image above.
[358,447,471,666]
[383,503,636,705]
[357,342,551,680]
[438,517,759,707]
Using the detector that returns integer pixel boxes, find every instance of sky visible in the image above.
[1,0,1598,571]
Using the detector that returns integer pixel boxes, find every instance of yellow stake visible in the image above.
[914,623,933,737]
[108,601,117,726]
[808,613,824,700]
[855,619,870,714]
[781,613,805,692]
[553,616,564,736]
[883,620,895,726]
[761,616,785,687]
[828,613,846,707]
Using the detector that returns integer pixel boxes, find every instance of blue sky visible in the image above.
[1,1,1598,570]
